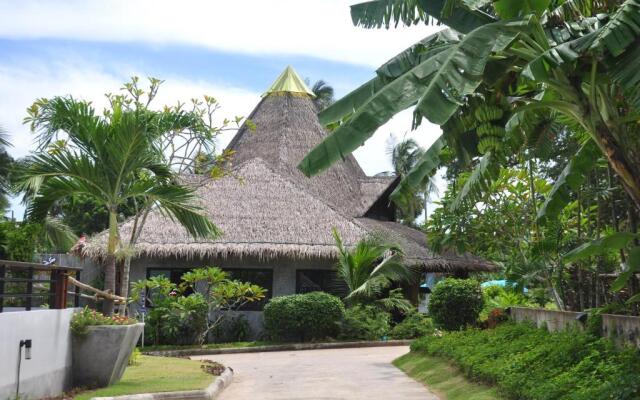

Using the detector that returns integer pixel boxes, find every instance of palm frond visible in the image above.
[449,152,499,211]
[350,0,495,33]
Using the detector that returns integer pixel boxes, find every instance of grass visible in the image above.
[140,340,277,352]
[73,356,213,399]
[394,352,501,400]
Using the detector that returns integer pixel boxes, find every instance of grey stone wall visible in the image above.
[602,313,640,348]
[0,308,77,399]
[510,307,640,348]
[509,307,585,332]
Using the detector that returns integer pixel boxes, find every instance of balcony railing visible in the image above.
[0,260,82,312]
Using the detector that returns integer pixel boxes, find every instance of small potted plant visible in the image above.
[70,307,143,388]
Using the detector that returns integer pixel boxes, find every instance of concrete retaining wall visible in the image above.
[0,308,77,399]
[602,313,640,348]
[510,307,640,348]
[509,307,584,332]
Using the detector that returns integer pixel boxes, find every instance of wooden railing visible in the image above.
[0,260,82,312]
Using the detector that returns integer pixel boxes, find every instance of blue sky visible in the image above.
[0,0,444,219]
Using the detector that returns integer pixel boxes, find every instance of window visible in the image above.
[145,267,273,311]
[296,269,344,296]
[223,268,273,311]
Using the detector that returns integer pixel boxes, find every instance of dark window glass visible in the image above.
[223,268,273,311]
[296,270,344,296]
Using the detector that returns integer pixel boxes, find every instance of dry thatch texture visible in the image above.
[83,158,366,260]
[226,94,377,217]
[358,175,396,215]
[355,218,498,273]
[81,90,495,273]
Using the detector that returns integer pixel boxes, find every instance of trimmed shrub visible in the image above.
[411,322,640,400]
[389,312,434,339]
[339,304,391,340]
[264,292,345,342]
[429,278,484,331]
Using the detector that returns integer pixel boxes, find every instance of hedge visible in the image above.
[411,322,640,400]
[263,292,344,342]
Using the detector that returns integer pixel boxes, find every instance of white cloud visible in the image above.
[0,0,439,67]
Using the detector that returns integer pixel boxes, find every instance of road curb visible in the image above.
[144,340,413,358]
[90,366,233,400]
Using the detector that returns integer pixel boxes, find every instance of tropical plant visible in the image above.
[263,291,345,342]
[307,79,335,111]
[429,278,484,330]
[299,0,640,311]
[0,129,13,211]
[389,311,434,339]
[131,267,265,345]
[19,91,220,314]
[387,137,426,224]
[339,304,391,340]
[332,228,416,312]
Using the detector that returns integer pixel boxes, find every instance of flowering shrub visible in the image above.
[70,307,136,336]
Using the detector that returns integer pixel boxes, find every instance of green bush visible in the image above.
[411,322,640,400]
[264,292,345,342]
[389,312,434,339]
[70,307,136,336]
[339,304,391,340]
[429,278,484,330]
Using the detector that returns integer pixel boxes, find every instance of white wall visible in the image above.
[0,308,77,400]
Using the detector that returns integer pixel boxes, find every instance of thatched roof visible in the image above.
[81,67,496,273]
[84,158,366,261]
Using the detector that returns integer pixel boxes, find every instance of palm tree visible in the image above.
[332,228,416,312]
[388,137,439,225]
[0,129,13,211]
[306,79,335,111]
[20,96,219,314]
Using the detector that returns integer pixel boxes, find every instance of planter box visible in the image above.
[72,323,143,388]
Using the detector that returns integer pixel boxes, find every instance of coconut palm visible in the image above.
[332,228,416,311]
[307,79,335,111]
[0,129,13,211]
[19,96,219,314]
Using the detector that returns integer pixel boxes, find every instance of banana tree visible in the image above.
[298,0,640,218]
[20,96,219,314]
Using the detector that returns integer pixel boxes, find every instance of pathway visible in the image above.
[193,345,438,400]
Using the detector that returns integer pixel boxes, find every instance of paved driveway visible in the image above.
[193,346,438,400]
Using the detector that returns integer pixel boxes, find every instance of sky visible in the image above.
[0,0,445,219]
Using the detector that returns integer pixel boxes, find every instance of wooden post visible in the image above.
[25,267,33,311]
[54,271,68,309]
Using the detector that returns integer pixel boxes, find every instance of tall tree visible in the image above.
[19,94,220,314]
[298,0,640,298]
[306,79,335,111]
[0,129,13,211]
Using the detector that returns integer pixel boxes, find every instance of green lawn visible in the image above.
[74,356,213,399]
[141,340,276,352]
[394,352,501,400]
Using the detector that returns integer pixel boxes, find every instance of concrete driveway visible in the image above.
[193,346,438,400]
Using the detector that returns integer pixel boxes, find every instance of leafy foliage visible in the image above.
[339,304,391,340]
[263,292,345,342]
[389,311,435,339]
[70,307,136,336]
[429,278,484,330]
[411,322,640,399]
[131,267,265,346]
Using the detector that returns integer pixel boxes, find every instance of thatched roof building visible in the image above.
[82,66,494,274]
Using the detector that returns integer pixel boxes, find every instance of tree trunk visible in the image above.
[596,127,640,213]
[102,209,119,315]
[118,255,132,316]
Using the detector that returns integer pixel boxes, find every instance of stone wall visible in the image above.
[0,308,77,399]
[509,307,640,348]
[509,307,585,332]
[602,313,640,348]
